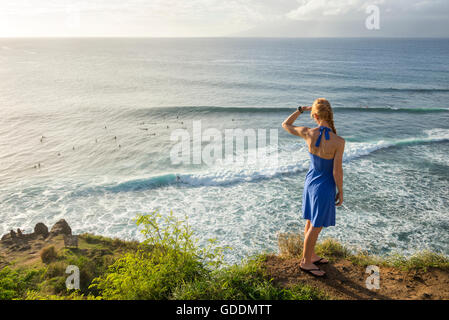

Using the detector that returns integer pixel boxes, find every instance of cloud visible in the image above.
[0,0,448,37]
[0,0,272,21]
[286,0,363,20]
[0,0,267,36]
[285,0,449,20]
[0,0,282,36]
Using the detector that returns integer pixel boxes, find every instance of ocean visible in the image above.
[0,38,448,262]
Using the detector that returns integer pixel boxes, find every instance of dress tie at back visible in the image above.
[315,126,331,147]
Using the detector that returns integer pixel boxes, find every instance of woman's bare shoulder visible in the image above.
[328,131,344,142]
[334,134,345,147]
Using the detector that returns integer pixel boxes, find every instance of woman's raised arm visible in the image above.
[281,106,311,139]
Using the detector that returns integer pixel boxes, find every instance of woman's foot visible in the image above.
[311,255,329,264]
[300,260,326,277]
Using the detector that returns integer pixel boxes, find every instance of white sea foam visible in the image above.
[163,129,449,188]
[70,128,449,194]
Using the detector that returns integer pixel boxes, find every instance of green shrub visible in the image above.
[44,261,66,278]
[36,247,118,296]
[40,276,67,294]
[40,246,58,264]
[90,211,227,299]
[0,267,20,299]
[0,267,44,299]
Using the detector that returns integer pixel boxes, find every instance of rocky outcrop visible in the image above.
[50,219,71,237]
[34,223,49,238]
[0,219,73,251]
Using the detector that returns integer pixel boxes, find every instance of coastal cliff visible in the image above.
[1,219,448,300]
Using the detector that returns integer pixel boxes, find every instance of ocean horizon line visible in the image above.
[1,36,449,40]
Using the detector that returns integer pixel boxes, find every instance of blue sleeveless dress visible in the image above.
[302,126,336,228]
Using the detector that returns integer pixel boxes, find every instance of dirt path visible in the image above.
[264,255,449,300]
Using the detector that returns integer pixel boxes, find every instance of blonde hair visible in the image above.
[311,98,337,134]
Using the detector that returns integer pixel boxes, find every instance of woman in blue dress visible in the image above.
[282,98,345,277]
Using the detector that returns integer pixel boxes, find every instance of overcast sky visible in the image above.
[0,0,448,37]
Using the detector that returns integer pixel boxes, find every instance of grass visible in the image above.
[2,215,448,300]
[79,233,139,251]
[386,250,449,271]
[0,233,142,299]
[278,232,449,271]
[172,255,327,300]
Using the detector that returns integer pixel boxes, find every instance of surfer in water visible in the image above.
[282,98,345,277]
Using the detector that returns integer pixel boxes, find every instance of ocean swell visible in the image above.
[79,128,449,193]
[128,105,449,117]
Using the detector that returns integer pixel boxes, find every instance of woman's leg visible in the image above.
[303,226,322,263]
[301,226,325,276]
[303,220,328,263]
[304,219,311,236]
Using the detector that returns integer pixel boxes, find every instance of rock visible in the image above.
[63,235,78,248]
[50,219,71,237]
[1,219,73,249]
[34,223,49,238]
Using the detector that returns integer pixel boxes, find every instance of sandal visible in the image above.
[299,265,326,277]
[312,257,329,265]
